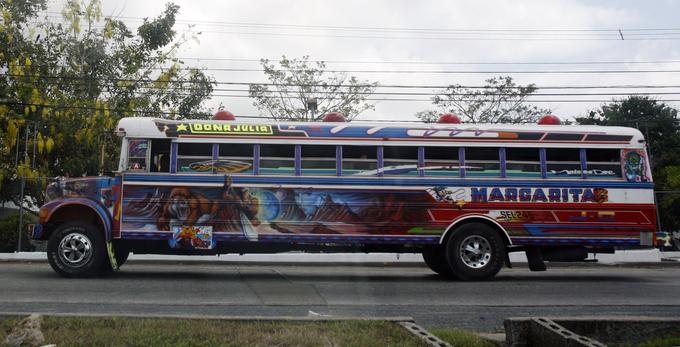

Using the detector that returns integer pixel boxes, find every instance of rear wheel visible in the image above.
[422,246,453,277]
[47,222,106,278]
[444,223,505,281]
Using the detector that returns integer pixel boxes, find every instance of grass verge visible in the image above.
[430,328,498,347]
[1,316,431,347]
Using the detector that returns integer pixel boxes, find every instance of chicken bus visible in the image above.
[28,116,658,280]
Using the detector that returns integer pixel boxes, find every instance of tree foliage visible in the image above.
[415,76,550,123]
[0,0,215,207]
[576,96,680,231]
[249,56,378,121]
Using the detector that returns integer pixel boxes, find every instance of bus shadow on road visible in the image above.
[81,267,654,284]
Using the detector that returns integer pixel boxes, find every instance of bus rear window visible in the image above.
[546,148,582,179]
[586,148,622,179]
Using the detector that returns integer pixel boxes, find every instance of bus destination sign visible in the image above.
[177,123,273,136]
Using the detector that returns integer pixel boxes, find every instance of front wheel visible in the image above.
[47,222,106,278]
[444,223,506,281]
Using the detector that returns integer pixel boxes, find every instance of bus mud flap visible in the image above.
[525,247,546,271]
[106,241,119,271]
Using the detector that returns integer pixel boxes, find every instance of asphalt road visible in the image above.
[1,261,680,331]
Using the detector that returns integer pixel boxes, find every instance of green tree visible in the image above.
[576,96,680,231]
[0,0,215,208]
[416,76,550,123]
[249,56,378,121]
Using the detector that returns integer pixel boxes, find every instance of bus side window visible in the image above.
[177,143,213,173]
[506,147,541,178]
[383,146,419,176]
[465,147,500,177]
[218,143,254,175]
[424,146,459,177]
[260,144,295,175]
[150,139,171,173]
[301,145,336,176]
[127,139,149,172]
[586,148,622,179]
[342,146,377,176]
[546,148,582,178]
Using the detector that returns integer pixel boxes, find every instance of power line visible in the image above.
[41,15,680,41]
[43,12,680,34]
[5,97,680,107]
[145,67,680,74]
[176,57,680,66]
[193,88,680,97]
[4,73,680,91]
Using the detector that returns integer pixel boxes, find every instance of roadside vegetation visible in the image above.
[1,316,431,347]
[430,328,497,347]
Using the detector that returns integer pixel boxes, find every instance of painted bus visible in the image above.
[28,116,658,280]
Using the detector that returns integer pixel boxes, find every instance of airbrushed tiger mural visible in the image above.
[121,176,436,248]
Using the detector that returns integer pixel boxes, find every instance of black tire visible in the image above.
[100,242,130,273]
[47,222,106,278]
[422,246,454,277]
[444,222,506,281]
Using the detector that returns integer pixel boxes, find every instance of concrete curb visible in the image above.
[399,321,451,347]
[0,311,414,322]
[505,316,680,346]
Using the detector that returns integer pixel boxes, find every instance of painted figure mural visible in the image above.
[122,176,432,248]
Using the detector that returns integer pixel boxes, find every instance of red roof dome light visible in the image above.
[322,112,346,122]
[212,110,236,121]
[538,114,561,125]
[437,113,461,124]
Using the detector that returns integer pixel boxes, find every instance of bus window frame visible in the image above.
[175,142,214,174]
[583,148,624,180]
[160,139,629,183]
[217,143,256,176]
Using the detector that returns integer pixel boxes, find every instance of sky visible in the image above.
[47,0,680,121]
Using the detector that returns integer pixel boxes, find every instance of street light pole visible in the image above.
[307,97,318,121]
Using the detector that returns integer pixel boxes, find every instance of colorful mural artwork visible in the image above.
[117,173,657,249]
[170,225,214,249]
[187,160,252,173]
[622,149,649,182]
[121,177,435,246]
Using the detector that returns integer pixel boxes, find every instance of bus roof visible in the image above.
[116,117,645,147]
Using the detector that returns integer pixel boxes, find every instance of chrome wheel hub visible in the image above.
[459,235,492,269]
[58,233,92,267]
